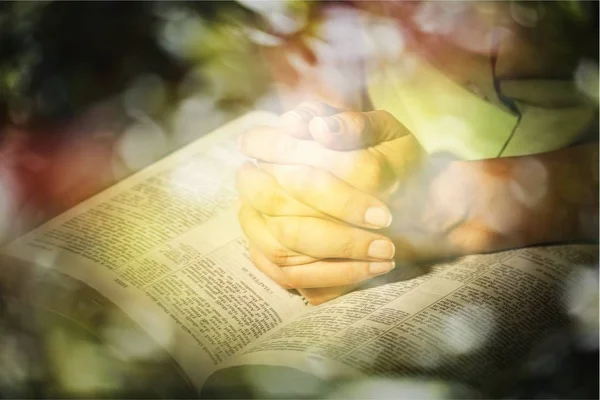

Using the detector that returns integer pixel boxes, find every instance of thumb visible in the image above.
[280,100,343,139]
[308,110,411,150]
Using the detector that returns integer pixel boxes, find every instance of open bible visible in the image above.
[0,111,596,397]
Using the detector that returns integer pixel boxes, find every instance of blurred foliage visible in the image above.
[0,1,272,134]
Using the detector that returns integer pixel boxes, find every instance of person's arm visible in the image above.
[388,141,599,259]
[237,105,598,302]
[508,142,598,243]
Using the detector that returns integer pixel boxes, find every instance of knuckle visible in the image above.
[281,272,300,289]
[345,112,367,133]
[354,153,384,192]
[264,245,294,266]
[268,192,289,215]
[277,218,302,249]
[271,217,301,250]
[279,281,294,290]
[256,188,284,215]
[336,195,356,220]
[341,263,362,284]
[338,237,355,259]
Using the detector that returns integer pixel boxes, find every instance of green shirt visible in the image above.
[367,55,595,160]
[365,3,597,160]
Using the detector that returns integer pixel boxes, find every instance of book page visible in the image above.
[224,244,597,388]
[1,111,309,390]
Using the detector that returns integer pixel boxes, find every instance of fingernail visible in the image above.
[365,207,392,228]
[314,117,340,134]
[368,240,395,259]
[369,261,395,275]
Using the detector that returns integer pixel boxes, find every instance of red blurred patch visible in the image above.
[0,123,117,229]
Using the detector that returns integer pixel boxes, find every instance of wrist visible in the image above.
[487,145,598,246]
[544,144,599,242]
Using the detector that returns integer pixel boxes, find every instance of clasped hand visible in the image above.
[237,101,536,304]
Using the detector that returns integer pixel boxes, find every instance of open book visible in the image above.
[0,111,596,397]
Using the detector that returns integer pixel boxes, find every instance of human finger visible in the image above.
[297,285,357,305]
[240,125,338,166]
[309,109,411,150]
[236,163,330,220]
[247,246,393,291]
[264,215,396,261]
[263,163,393,229]
[238,203,317,266]
[248,244,293,289]
[280,100,343,139]
[240,127,393,194]
[280,258,395,288]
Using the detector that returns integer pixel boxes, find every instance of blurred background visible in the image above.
[0,1,597,398]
